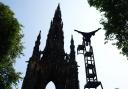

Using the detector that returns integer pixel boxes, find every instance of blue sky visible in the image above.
[1,0,128,89]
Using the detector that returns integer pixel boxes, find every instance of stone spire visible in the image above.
[22,31,41,89]
[53,4,62,24]
[42,4,64,62]
[67,35,79,89]
[31,31,41,60]
[70,35,75,62]
[22,5,80,89]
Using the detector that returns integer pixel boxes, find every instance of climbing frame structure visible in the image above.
[75,29,103,89]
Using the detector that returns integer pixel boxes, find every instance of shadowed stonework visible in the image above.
[21,5,79,89]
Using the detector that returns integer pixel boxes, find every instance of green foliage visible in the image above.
[0,2,23,89]
[88,0,128,57]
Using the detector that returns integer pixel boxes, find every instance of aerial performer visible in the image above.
[74,28,101,46]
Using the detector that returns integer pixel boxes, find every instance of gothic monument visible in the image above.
[22,5,79,89]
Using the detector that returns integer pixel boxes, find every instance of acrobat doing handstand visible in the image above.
[74,28,101,46]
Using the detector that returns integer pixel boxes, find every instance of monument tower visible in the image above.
[22,5,79,89]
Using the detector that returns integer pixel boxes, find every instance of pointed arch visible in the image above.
[45,81,56,89]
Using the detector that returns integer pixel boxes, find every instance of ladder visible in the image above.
[77,38,103,89]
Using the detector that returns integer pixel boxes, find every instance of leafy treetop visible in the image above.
[88,0,128,57]
[0,2,23,89]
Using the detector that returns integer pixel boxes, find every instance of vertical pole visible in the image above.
[101,83,103,89]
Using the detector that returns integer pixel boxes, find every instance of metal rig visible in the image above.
[75,29,103,89]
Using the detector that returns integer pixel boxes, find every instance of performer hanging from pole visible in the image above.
[74,28,101,46]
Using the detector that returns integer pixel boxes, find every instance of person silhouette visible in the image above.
[74,28,101,46]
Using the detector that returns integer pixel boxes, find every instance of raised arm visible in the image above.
[89,28,101,35]
[74,29,84,35]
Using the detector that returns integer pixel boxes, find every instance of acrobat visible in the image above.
[74,28,101,46]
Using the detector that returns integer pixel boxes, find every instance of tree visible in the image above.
[0,2,23,89]
[87,0,128,57]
